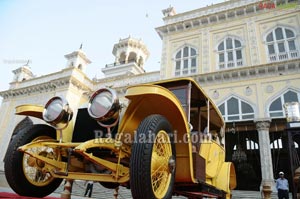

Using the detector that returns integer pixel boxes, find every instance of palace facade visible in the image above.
[0,0,300,191]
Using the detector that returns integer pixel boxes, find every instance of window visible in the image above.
[271,138,298,149]
[266,27,299,62]
[218,97,254,122]
[174,46,198,76]
[170,87,188,114]
[246,139,259,150]
[270,139,283,149]
[269,90,300,118]
[217,37,243,69]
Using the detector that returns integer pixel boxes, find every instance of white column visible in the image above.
[255,118,275,191]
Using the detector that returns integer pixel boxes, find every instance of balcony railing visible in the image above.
[227,61,235,68]
[237,59,243,66]
[105,60,140,68]
[219,59,243,69]
[219,63,225,69]
[269,50,299,62]
[290,50,299,58]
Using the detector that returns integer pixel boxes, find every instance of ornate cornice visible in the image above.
[0,77,69,100]
[64,50,91,64]
[13,66,33,76]
[193,59,300,86]
[156,0,299,38]
[69,77,93,93]
[0,70,93,100]
[94,71,160,89]
[4,59,296,100]
[162,0,259,25]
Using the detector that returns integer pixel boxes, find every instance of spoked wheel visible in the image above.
[130,114,176,199]
[23,136,58,186]
[4,124,62,197]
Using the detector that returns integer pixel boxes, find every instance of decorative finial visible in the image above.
[79,43,83,50]
[25,60,30,66]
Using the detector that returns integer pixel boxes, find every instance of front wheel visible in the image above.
[130,114,176,199]
[4,124,63,197]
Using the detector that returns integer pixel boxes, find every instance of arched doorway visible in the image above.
[225,122,261,191]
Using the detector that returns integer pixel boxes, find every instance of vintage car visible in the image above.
[4,77,236,199]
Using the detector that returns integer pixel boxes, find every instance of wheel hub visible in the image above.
[168,156,175,173]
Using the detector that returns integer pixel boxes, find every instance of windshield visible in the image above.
[169,87,189,117]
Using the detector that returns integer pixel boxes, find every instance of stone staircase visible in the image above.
[232,190,262,198]
[232,190,292,199]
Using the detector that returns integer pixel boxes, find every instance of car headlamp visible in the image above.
[42,96,73,126]
[88,88,120,126]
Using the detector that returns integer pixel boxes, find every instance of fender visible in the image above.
[118,84,196,182]
[215,162,237,197]
[15,104,74,142]
[15,104,44,119]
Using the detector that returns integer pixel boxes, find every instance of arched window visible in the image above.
[270,139,283,149]
[269,90,300,118]
[119,52,126,64]
[218,97,254,122]
[138,57,144,67]
[266,27,298,62]
[174,46,197,76]
[246,139,259,150]
[128,52,137,63]
[217,37,243,69]
[270,138,299,149]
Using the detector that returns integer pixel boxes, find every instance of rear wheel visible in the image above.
[130,114,176,199]
[4,124,62,197]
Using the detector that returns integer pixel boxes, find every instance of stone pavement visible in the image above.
[0,170,187,199]
[55,180,189,199]
[0,170,288,199]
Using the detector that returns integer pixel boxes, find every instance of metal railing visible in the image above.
[105,60,140,68]
[269,50,299,62]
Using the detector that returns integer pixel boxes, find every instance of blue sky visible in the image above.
[0,0,223,102]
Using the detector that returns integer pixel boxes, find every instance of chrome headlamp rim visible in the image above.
[42,96,73,126]
[87,88,120,123]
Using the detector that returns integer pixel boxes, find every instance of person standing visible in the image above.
[84,180,94,198]
[276,171,289,199]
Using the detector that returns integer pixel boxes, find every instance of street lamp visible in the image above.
[284,102,300,127]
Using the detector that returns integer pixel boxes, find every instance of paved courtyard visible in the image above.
[0,170,286,199]
[54,180,188,199]
[0,170,187,199]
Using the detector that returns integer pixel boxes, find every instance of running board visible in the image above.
[174,182,226,199]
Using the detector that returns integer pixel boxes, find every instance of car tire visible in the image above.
[4,124,63,197]
[130,114,176,199]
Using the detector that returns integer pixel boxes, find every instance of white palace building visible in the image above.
[0,0,300,191]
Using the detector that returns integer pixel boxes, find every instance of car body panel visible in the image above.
[119,84,194,182]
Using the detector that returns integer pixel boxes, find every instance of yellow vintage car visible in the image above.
[4,78,236,199]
